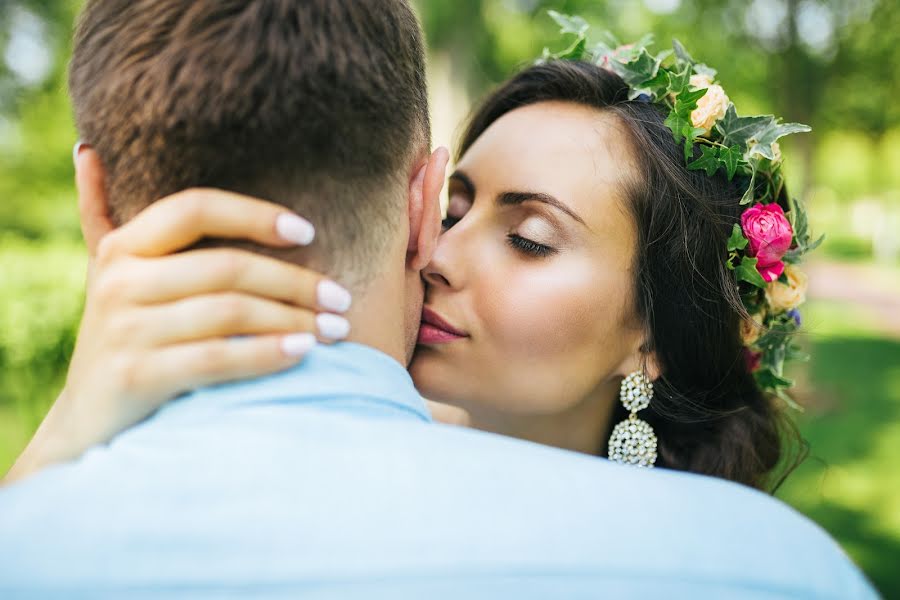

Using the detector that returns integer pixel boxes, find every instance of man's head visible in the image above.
[69,0,433,292]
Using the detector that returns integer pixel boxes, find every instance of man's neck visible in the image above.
[339,264,409,367]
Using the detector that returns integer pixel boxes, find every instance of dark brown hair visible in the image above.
[460,60,806,490]
[69,0,429,287]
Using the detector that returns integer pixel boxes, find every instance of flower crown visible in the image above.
[541,12,823,408]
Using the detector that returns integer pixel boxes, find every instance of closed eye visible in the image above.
[507,234,556,258]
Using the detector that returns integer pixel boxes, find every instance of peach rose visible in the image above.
[765,265,808,312]
[689,73,714,90]
[740,312,766,346]
[690,83,729,135]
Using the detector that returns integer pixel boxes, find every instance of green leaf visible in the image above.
[715,104,772,149]
[664,111,691,143]
[693,63,717,79]
[672,38,694,65]
[747,121,812,160]
[755,367,794,390]
[596,31,622,49]
[735,256,767,288]
[629,70,668,101]
[548,11,590,36]
[806,233,825,252]
[785,343,810,362]
[687,145,720,176]
[774,387,804,411]
[740,163,758,205]
[727,223,749,251]
[633,33,656,50]
[674,86,708,112]
[555,36,587,61]
[608,48,665,88]
[718,145,745,180]
[666,66,692,97]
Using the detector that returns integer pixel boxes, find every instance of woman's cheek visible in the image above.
[478,260,605,360]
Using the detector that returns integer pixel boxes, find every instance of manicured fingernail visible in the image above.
[281,333,316,357]
[72,141,84,167]
[275,213,315,245]
[317,313,351,340]
[317,280,352,313]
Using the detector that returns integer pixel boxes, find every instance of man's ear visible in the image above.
[407,146,449,271]
[74,144,114,258]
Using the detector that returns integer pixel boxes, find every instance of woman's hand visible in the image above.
[4,189,350,484]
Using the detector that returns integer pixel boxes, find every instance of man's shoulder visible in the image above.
[0,414,875,598]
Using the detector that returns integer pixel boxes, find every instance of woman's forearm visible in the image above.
[2,389,85,485]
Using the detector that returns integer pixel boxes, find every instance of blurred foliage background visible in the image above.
[1,0,898,594]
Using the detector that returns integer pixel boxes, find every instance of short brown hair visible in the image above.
[69,0,430,287]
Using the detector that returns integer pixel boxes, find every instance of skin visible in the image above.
[412,101,655,454]
[4,101,661,482]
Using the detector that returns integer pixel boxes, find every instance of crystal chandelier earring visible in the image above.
[607,371,658,468]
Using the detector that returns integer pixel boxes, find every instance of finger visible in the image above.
[131,293,350,345]
[114,250,351,313]
[135,334,317,397]
[100,188,315,259]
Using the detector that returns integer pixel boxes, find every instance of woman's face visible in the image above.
[409,101,647,417]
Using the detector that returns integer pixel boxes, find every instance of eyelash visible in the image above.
[507,234,556,258]
[442,216,556,258]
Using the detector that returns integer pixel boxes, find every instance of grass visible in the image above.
[775,302,900,597]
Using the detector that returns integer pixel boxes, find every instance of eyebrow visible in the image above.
[449,170,587,227]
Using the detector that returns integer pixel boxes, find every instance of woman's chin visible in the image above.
[408,348,462,406]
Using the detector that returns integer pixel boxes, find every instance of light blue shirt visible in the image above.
[0,342,876,598]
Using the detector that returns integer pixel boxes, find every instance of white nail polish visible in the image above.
[275,213,315,246]
[317,280,352,313]
[317,313,351,340]
[281,333,316,357]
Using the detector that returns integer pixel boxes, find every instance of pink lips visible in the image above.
[418,306,469,345]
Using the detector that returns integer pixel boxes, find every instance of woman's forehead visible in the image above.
[458,101,637,228]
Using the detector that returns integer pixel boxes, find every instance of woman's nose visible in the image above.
[422,226,467,290]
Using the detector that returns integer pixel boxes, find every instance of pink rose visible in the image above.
[744,349,762,372]
[740,203,793,282]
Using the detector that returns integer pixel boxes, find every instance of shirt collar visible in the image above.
[154,342,431,424]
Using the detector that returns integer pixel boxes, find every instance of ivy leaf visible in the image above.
[555,36,587,61]
[715,104,772,149]
[633,33,656,51]
[747,121,812,160]
[687,145,720,176]
[548,10,590,36]
[805,233,825,252]
[718,145,745,180]
[740,162,758,205]
[785,343,810,362]
[608,48,665,88]
[666,66,692,97]
[735,256,767,288]
[727,223,749,251]
[664,111,692,143]
[675,86,708,111]
[629,70,669,100]
[755,367,795,391]
[672,38,694,65]
[693,63,717,79]
[774,387,804,411]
